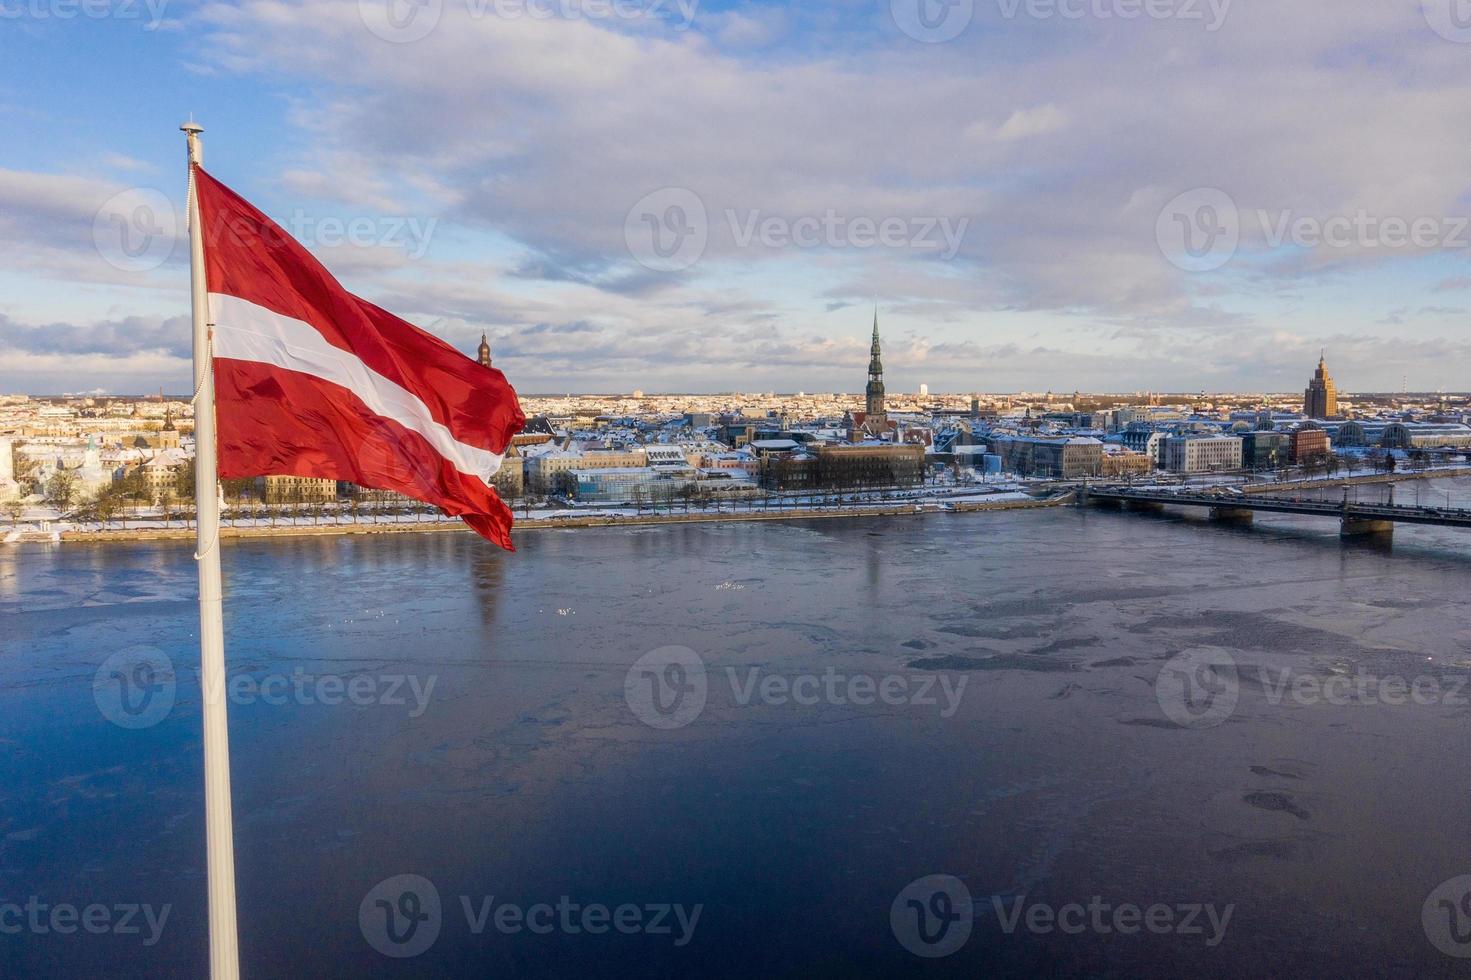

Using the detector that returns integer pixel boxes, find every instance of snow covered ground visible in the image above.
[7,464,1468,539]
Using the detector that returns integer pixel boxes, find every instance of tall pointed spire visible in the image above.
[865,306,885,421]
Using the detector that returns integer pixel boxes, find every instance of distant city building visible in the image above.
[476,333,493,368]
[1303,353,1339,419]
[260,475,337,502]
[1241,431,1291,469]
[0,436,17,500]
[132,449,191,503]
[524,446,647,494]
[1380,422,1471,449]
[157,410,181,449]
[1162,435,1242,473]
[1288,427,1330,463]
[990,435,1103,479]
[1119,427,1165,466]
[1100,448,1152,478]
[758,443,924,491]
[489,453,525,499]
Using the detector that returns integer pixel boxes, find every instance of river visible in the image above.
[5,478,1471,977]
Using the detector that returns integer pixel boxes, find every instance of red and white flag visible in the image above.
[194,169,525,549]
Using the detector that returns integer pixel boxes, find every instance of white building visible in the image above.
[1163,435,1243,473]
[0,437,17,501]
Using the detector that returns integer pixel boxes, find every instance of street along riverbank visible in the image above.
[27,493,1066,545]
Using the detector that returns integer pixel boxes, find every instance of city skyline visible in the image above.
[3,2,1471,395]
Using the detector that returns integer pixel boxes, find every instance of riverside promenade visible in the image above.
[25,493,1066,544]
[10,467,1469,546]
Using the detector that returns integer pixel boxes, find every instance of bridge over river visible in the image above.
[1080,485,1471,538]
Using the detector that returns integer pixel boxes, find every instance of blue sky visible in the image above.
[2,0,1469,395]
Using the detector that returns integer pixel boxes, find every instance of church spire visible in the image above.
[865,307,885,420]
[476,332,492,367]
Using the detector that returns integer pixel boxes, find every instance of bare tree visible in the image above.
[46,471,77,517]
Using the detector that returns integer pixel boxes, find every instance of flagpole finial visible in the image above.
[180,121,204,167]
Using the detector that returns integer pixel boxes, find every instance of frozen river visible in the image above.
[5,482,1471,977]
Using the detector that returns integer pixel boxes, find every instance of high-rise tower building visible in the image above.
[1303,352,1338,419]
[865,309,886,423]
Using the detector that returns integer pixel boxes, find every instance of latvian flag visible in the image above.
[194,169,525,549]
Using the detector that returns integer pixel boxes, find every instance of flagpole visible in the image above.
[182,119,241,980]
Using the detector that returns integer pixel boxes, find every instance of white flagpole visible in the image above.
[182,120,241,980]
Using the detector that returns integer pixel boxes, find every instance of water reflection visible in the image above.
[6,500,1471,977]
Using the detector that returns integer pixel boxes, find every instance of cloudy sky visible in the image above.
[2,0,1469,395]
